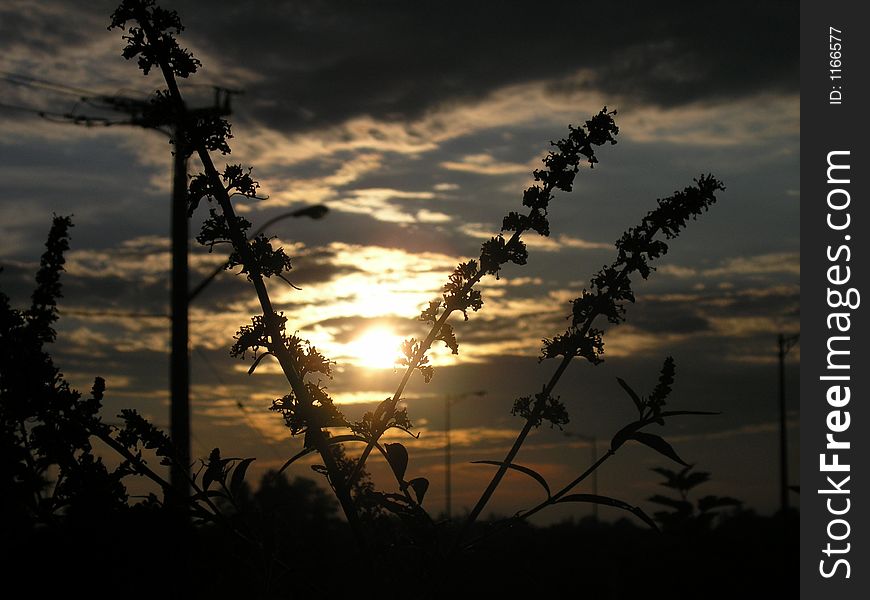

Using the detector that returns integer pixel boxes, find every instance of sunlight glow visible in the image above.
[344,328,406,369]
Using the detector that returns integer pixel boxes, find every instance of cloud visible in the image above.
[659,252,800,279]
[459,222,610,254]
[440,153,530,176]
[153,0,798,134]
[325,188,441,223]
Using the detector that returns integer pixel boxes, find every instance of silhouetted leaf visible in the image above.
[408,477,429,504]
[627,432,689,466]
[373,396,392,423]
[651,466,679,480]
[682,471,711,490]
[472,460,551,498]
[610,420,645,451]
[558,494,659,531]
[202,448,222,491]
[364,491,418,517]
[278,448,315,474]
[229,457,255,496]
[247,352,274,375]
[278,434,371,474]
[386,424,420,439]
[616,377,643,413]
[325,434,371,446]
[190,489,228,502]
[647,494,693,513]
[385,443,409,482]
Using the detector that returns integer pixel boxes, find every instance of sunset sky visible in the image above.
[0,1,799,522]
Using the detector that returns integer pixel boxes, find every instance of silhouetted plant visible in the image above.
[104,0,727,564]
[0,216,128,528]
[0,3,737,593]
[1,217,254,531]
[648,465,743,531]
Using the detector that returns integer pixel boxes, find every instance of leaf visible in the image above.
[324,434,371,446]
[682,471,711,491]
[364,491,417,516]
[247,352,274,375]
[471,460,551,499]
[610,420,644,451]
[386,424,421,439]
[190,489,228,503]
[278,447,316,474]
[408,477,429,504]
[384,443,409,482]
[558,494,659,531]
[651,466,679,481]
[229,457,255,496]
[373,397,392,423]
[616,377,643,413]
[647,494,692,513]
[277,435,370,474]
[202,448,222,491]
[627,432,689,466]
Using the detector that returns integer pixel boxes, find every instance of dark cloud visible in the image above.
[627,299,711,334]
[0,3,104,63]
[163,0,798,132]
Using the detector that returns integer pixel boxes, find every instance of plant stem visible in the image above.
[133,9,368,553]
[348,223,532,486]
[461,449,616,551]
[456,242,651,545]
[456,354,572,544]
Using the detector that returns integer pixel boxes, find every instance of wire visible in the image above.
[0,70,103,98]
[0,100,134,127]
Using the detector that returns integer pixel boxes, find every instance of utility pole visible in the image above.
[169,120,190,496]
[58,88,239,496]
[777,332,799,514]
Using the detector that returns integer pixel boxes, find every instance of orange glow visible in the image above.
[343,327,405,369]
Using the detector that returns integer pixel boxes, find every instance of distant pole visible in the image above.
[777,332,799,514]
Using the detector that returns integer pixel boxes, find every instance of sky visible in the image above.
[0,0,799,523]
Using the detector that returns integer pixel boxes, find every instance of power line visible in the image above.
[0,70,104,98]
[0,100,130,126]
[8,65,242,498]
[1,70,239,133]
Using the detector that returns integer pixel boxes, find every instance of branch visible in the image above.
[127,5,368,552]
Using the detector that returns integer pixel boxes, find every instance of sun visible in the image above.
[344,327,405,370]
